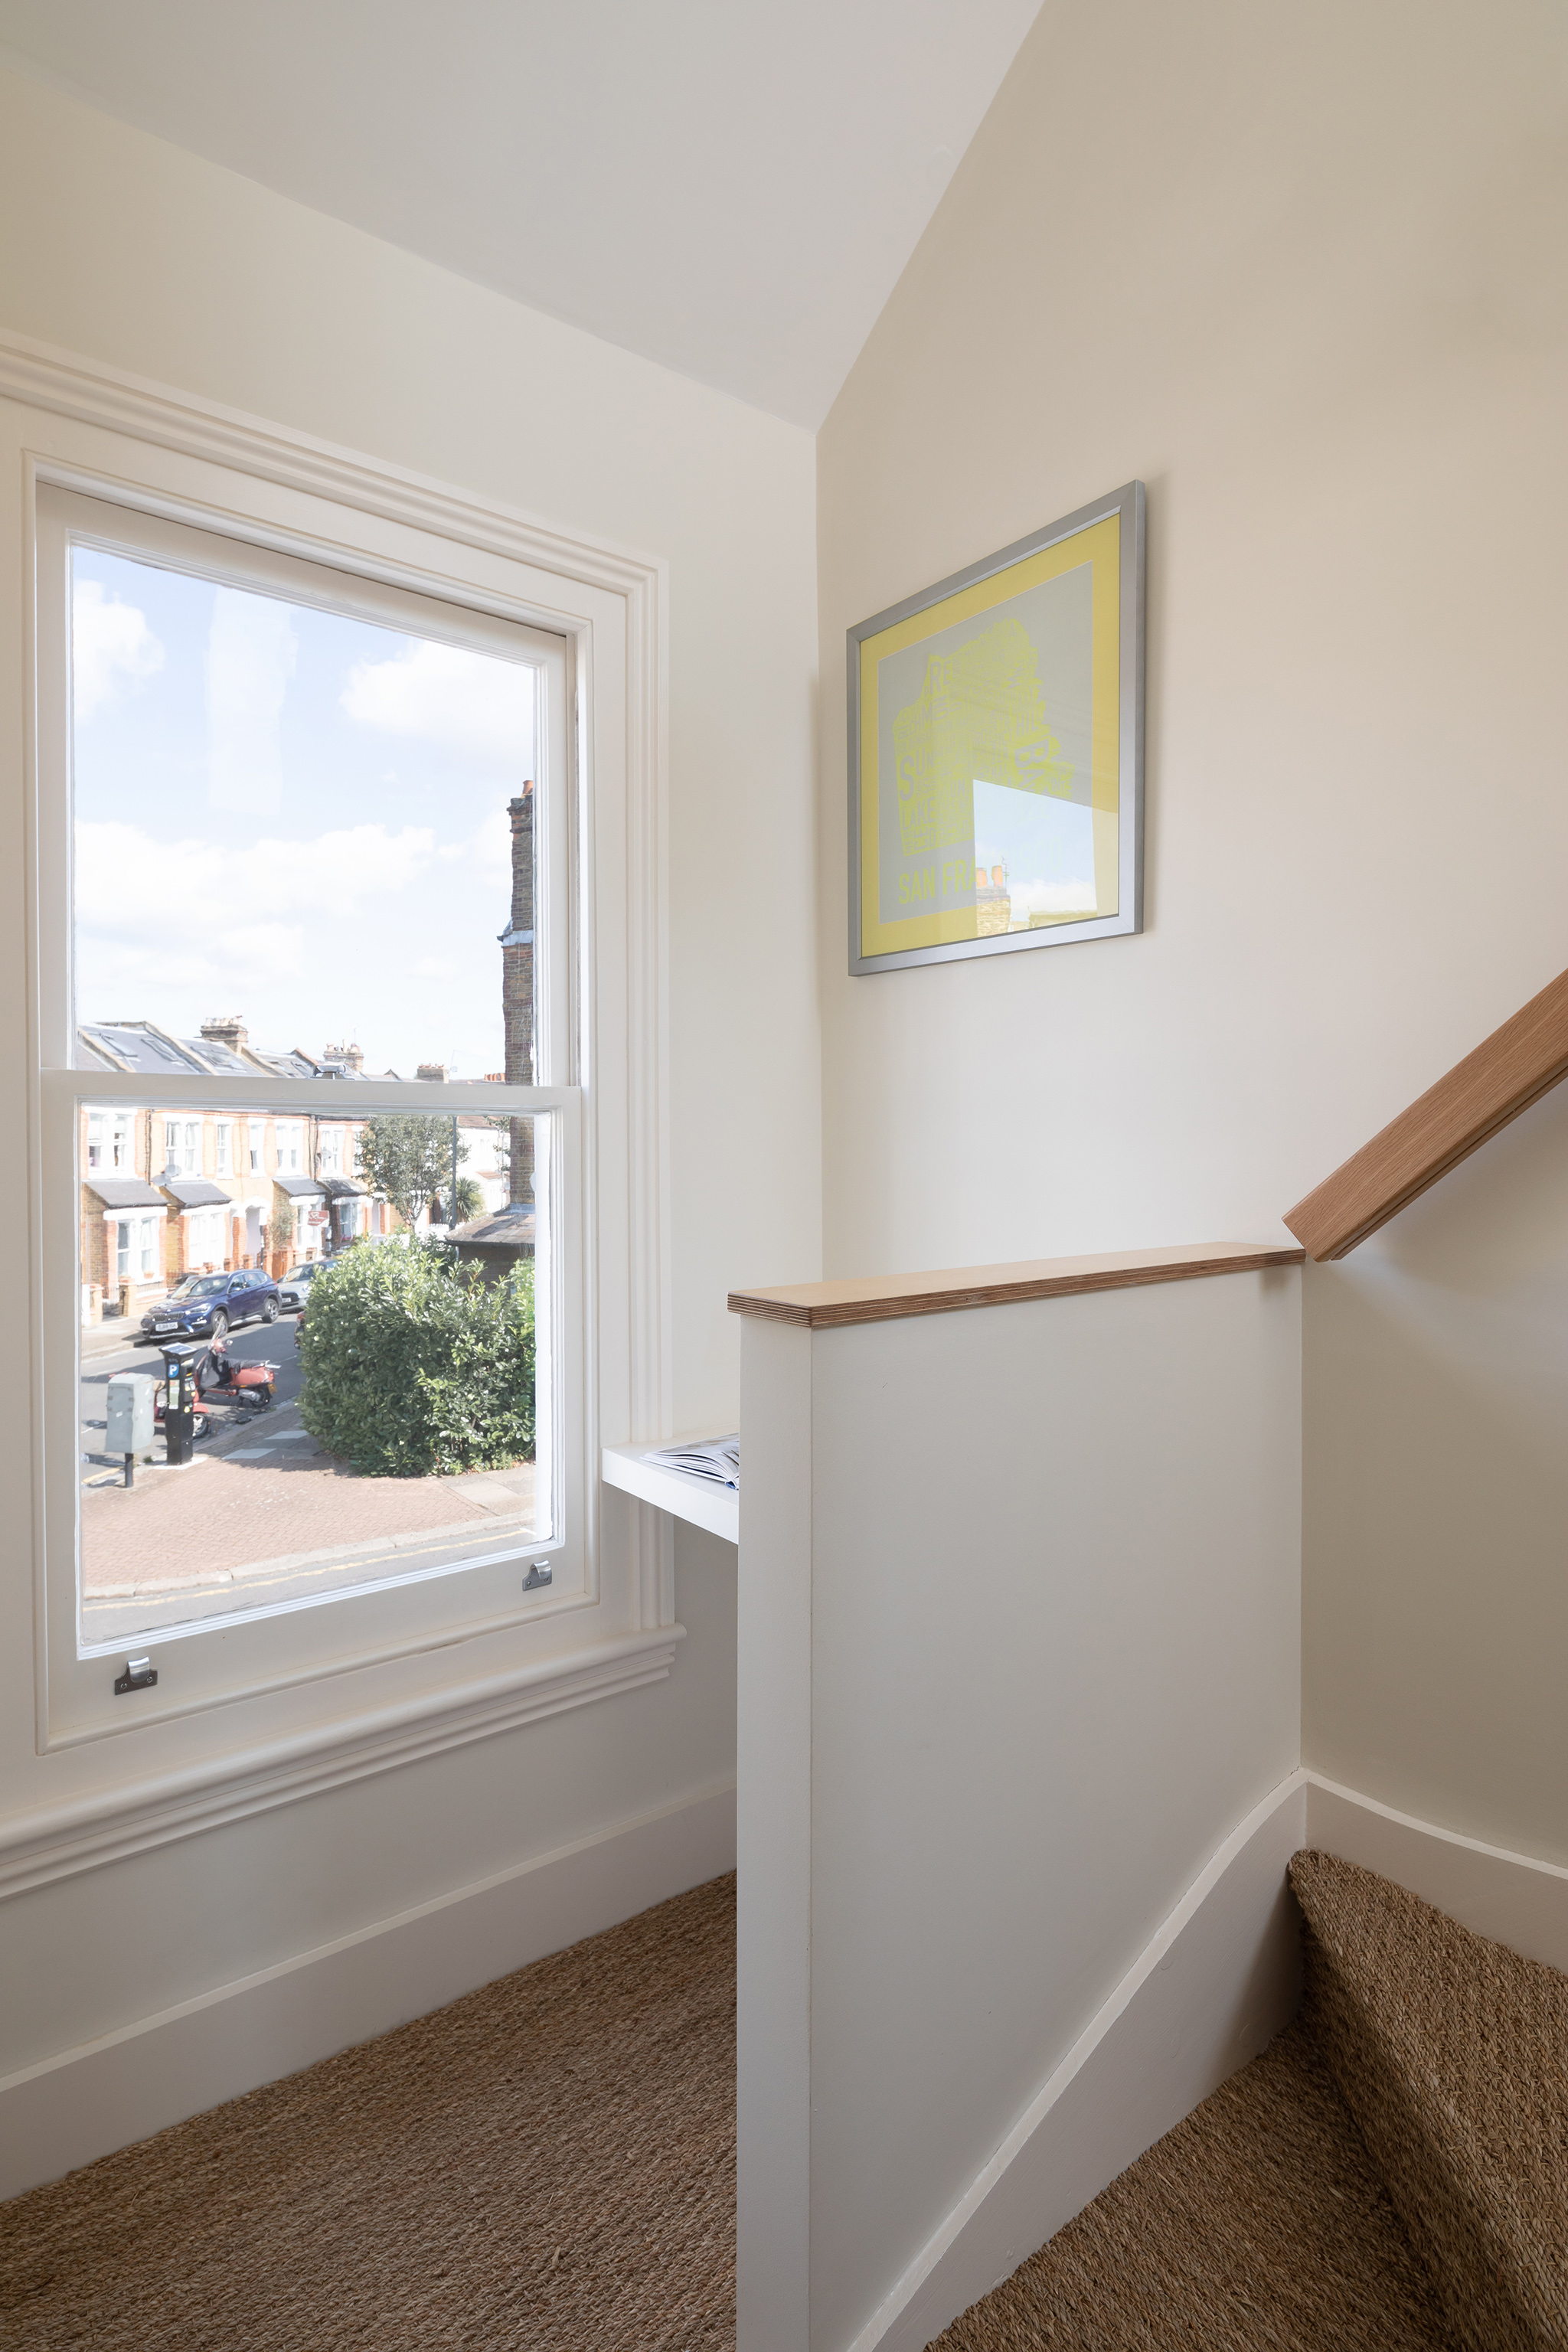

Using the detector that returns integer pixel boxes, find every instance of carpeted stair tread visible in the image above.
[1289,1848,1568,2352]
[0,1873,735,2351]
[928,2017,1458,2350]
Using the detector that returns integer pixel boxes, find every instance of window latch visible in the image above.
[522,1562,553,1591]
[114,1656,158,1695]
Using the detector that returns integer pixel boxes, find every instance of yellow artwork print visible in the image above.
[857,508,1123,962]
[893,617,1075,857]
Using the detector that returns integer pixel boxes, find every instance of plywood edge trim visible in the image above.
[1283,963,1568,1259]
[727,1245,1304,1329]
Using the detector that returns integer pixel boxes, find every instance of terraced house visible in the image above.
[77,1018,387,1321]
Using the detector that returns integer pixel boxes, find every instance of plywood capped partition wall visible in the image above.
[731,1245,1304,2352]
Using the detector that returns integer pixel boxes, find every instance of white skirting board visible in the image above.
[0,1778,736,2203]
[852,1769,1568,2352]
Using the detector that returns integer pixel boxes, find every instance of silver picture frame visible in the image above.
[847,480,1145,975]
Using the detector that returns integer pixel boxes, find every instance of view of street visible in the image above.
[78,1317,537,1642]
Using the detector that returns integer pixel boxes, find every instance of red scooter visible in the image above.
[201,1336,280,1412]
[153,1338,279,1438]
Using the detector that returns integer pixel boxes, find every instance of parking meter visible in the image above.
[105,1373,155,1488]
[161,1344,200,1467]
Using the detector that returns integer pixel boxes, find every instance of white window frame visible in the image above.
[41,482,582,1736]
[214,1120,232,1178]
[6,341,671,1856]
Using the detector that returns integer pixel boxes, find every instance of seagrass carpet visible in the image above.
[0,1873,735,2352]
[929,2017,1459,2351]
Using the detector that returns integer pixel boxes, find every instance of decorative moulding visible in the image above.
[0,326,676,1845]
[0,1628,684,1902]
[0,328,663,599]
[0,319,668,1438]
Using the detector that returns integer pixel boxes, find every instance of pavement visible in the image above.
[80,1315,302,1478]
[77,1314,538,1643]
[80,1318,155,1363]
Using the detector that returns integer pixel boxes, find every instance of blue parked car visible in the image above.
[140,1266,281,1342]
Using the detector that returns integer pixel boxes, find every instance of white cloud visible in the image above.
[75,819,436,931]
[341,639,534,774]
[208,588,298,817]
[73,581,163,723]
[75,818,443,1024]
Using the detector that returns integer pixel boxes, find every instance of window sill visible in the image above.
[601,1444,738,1545]
[0,1623,684,1900]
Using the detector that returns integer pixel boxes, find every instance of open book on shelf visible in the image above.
[645,1435,740,1490]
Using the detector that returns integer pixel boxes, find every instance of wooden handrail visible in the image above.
[1285,964,1568,1260]
[728,1242,1302,1328]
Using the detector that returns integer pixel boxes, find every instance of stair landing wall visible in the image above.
[737,1258,1302,2352]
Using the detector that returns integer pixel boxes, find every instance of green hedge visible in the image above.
[298,1242,535,1478]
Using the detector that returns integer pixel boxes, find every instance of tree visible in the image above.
[355,1116,466,1230]
[299,1245,534,1477]
[430,1174,485,1227]
[268,1200,296,1253]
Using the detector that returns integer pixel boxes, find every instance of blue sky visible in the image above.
[72,547,538,1077]
[972,781,1097,917]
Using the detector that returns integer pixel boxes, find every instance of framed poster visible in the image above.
[848,481,1144,975]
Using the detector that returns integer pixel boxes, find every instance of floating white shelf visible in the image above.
[600,1440,739,1545]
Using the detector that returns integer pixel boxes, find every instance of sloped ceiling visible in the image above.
[0,0,1043,428]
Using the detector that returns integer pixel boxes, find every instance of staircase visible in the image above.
[932,1853,1568,2350]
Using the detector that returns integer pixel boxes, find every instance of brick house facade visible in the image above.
[77,1023,395,1325]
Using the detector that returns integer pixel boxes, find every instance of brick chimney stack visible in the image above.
[499,783,534,1204]
[323,1042,364,1073]
[201,1014,249,1049]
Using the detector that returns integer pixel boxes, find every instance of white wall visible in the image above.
[0,64,810,2112]
[0,58,821,1435]
[738,1265,1302,2352]
[815,0,1568,1279]
[1302,1083,1568,1870]
[814,0,1568,1875]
